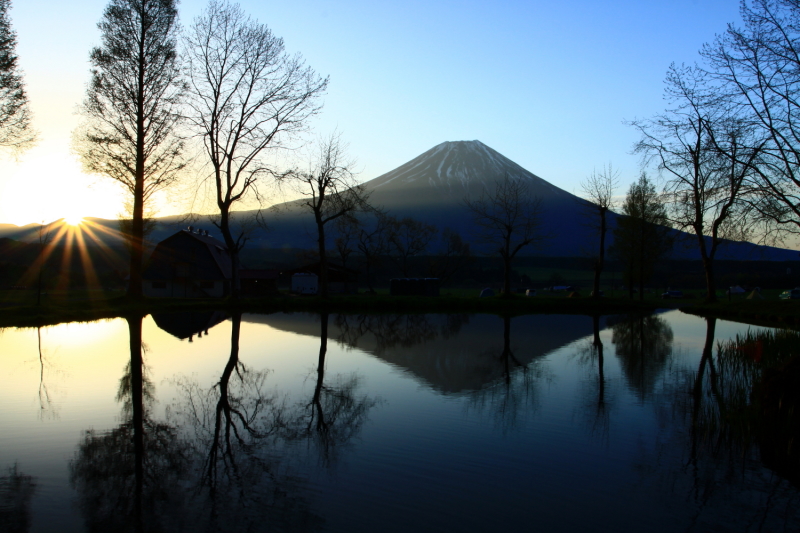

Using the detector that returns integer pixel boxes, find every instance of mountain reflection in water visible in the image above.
[251,312,601,393]
[1,310,799,532]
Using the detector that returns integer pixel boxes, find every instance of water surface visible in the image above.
[1,310,797,532]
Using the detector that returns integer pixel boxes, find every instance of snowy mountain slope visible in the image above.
[366,140,576,207]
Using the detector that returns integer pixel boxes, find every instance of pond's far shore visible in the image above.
[0,289,797,329]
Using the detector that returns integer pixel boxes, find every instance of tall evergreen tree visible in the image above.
[76,0,185,300]
[611,174,672,300]
[0,0,35,152]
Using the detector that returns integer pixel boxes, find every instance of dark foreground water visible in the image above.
[1,310,798,532]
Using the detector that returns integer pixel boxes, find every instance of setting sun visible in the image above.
[64,215,84,226]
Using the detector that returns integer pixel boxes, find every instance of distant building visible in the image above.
[142,227,232,298]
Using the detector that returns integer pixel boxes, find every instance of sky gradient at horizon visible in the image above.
[0,0,743,227]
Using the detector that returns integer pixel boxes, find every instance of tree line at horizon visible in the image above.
[2,0,800,302]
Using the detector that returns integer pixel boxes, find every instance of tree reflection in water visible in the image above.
[573,314,612,440]
[171,311,322,532]
[71,312,329,532]
[36,327,58,421]
[0,465,36,533]
[688,321,800,488]
[467,315,547,432]
[610,312,673,401]
[165,311,378,529]
[70,314,188,532]
[292,312,379,466]
[641,318,800,531]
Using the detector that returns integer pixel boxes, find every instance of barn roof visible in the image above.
[143,229,232,280]
[181,229,232,279]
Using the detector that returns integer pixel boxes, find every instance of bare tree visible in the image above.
[0,0,35,153]
[581,164,618,299]
[75,0,185,300]
[427,227,472,285]
[465,173,543,297]
[387,216,437,278]
[631,64,760,301]
[330,214,359,272]
[185,0,328,299]
[291,133,369,298]
[702,0,800,237]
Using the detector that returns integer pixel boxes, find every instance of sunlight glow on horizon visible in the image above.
[0,139,127,226]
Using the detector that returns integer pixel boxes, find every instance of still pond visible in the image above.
[1,310,799,532]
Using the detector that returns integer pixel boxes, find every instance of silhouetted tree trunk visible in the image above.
[36,221,52,306]
[77,0,185,301]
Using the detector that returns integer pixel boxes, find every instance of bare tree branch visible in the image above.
[185,0,328,299]
[464,173,543,297]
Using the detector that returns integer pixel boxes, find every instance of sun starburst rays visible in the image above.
[13,219,129,294]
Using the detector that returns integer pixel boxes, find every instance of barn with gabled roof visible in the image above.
[142,227,232,298]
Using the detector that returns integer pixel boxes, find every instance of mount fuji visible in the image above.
[258,140,795,260]
[365,140,576,207]
[259,140,594,257]
[2,140,796,261]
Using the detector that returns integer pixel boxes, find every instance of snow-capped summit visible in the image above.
[364,140,577,210]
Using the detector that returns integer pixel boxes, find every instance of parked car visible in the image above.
[779,288,800,300]
[661,290,684,299]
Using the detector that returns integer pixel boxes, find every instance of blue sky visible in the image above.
[0,0,743,225]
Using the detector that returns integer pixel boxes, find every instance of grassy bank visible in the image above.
[2,288,797,329]
[680,299,800,329]
[0,289,677,328]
